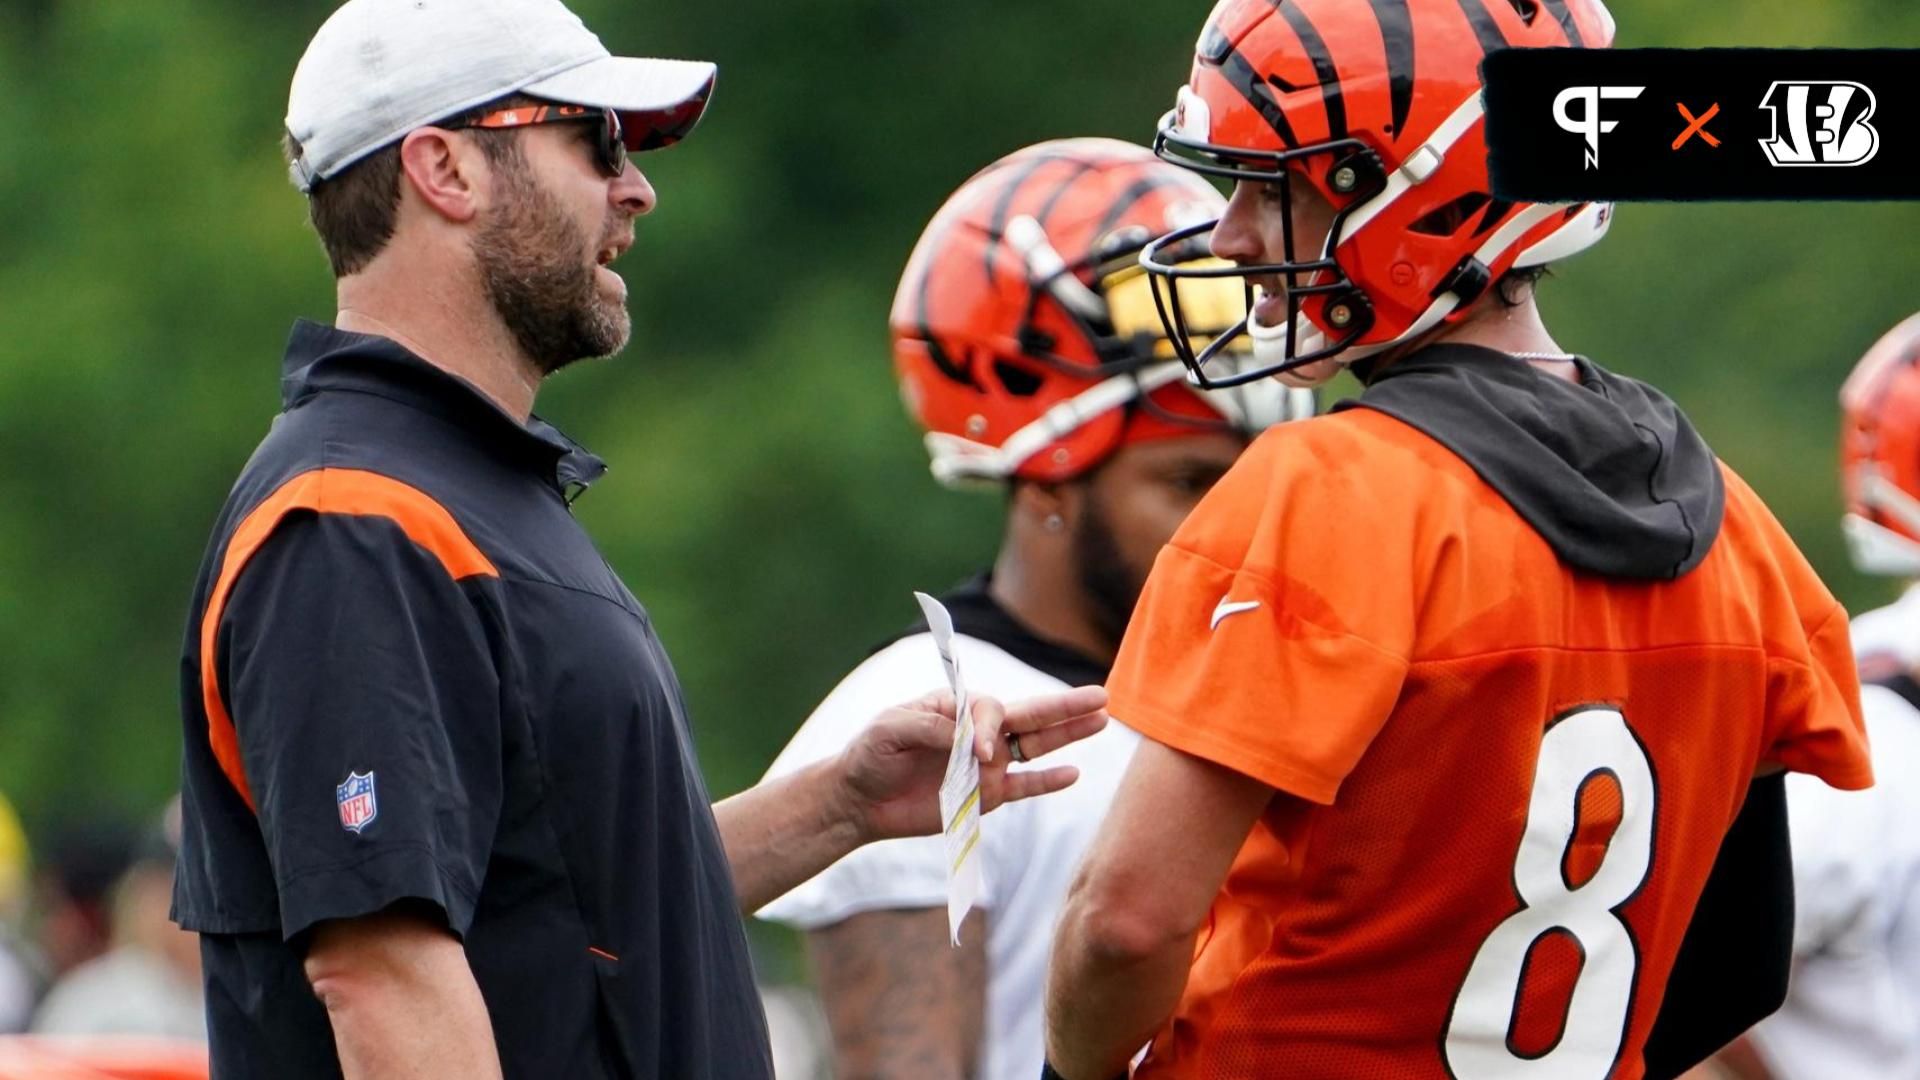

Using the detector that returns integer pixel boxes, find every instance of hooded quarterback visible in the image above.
[1042,2,1870,1078]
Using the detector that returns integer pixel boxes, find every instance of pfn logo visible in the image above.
[1553,86,1646,170]
[1759,81,1880,167]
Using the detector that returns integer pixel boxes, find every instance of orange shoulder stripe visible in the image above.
[199,468,498,812]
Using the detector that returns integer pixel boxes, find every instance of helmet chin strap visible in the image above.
[1245,284,1391,375]
[1247,305,1333,371]
[1253,199,1579,375]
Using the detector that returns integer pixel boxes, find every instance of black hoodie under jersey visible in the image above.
[1339,344,1726,581]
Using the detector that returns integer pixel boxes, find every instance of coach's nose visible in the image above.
[612,162,656,217]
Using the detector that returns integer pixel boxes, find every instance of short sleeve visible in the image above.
[1765,600,1873,791]
[216,510,503,942]
[1106,425,1413,804]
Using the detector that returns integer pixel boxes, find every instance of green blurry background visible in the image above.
[0,0,1914,941]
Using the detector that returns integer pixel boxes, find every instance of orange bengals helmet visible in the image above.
[1144,0,1622,386]
[892,138,1313,488]
[1840,313,1920,575]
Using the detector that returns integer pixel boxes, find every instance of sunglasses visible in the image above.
[453,104,629,179]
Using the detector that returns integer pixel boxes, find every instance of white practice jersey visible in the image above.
[1748,646,1920,1078]
[1849,583,1920,680]
[757,577,1138,1080]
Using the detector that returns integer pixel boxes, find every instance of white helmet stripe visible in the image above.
[1515,201,1615,267]
[1844,513,1920,577]
[1859,469,1920,539]
[925,360,1312,487]
[926,363,1187,487]
[1336,92,1488,245]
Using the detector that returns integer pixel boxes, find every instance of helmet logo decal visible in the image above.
[1175,86,1212,142]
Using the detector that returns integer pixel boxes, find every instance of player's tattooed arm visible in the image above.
[806,907,986,1080]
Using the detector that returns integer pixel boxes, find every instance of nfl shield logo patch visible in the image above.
[336,771,378,834]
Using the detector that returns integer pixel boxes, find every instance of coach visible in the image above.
[169,2,1105,1078]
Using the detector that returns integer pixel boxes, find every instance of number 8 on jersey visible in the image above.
[1445,706,1657,1078]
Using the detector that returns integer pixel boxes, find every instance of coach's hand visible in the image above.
[837,686,1109,843]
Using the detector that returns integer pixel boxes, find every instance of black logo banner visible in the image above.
[1484,49,1920,201]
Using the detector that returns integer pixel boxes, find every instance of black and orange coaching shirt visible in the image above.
[1106,351,1871,1079]
[172,322,770,1080]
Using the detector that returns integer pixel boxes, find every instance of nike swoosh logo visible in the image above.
[1210,598,1262,631]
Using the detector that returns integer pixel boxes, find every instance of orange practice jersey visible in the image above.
[1106,407,1871,1080]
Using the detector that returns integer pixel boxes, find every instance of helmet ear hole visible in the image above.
[994,360,1045,397]
[1505,0,1541,25]
[1409,192,1492,237]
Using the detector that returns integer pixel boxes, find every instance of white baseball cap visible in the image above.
[286,0,717,192]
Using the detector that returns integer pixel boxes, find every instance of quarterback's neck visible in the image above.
[1376,292,1579,384]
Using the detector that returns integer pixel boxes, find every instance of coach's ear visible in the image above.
[397,127,485,225]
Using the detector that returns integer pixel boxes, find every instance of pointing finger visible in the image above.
[1000,710,1108,764]
[1002,686,1108,734]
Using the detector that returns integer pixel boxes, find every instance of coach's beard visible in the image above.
[477,160,632,377]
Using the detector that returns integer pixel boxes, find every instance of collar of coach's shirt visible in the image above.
[276,319,609,500]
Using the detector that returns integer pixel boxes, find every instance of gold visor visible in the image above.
[1102,258,1250,359]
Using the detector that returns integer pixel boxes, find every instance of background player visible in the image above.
[757,138,1308,1080]
[1700,315,1920,1079]
[1043,1,1871,1077]
[1839,313,1920,679]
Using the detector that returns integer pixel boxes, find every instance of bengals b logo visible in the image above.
[1758,81,1880,167]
